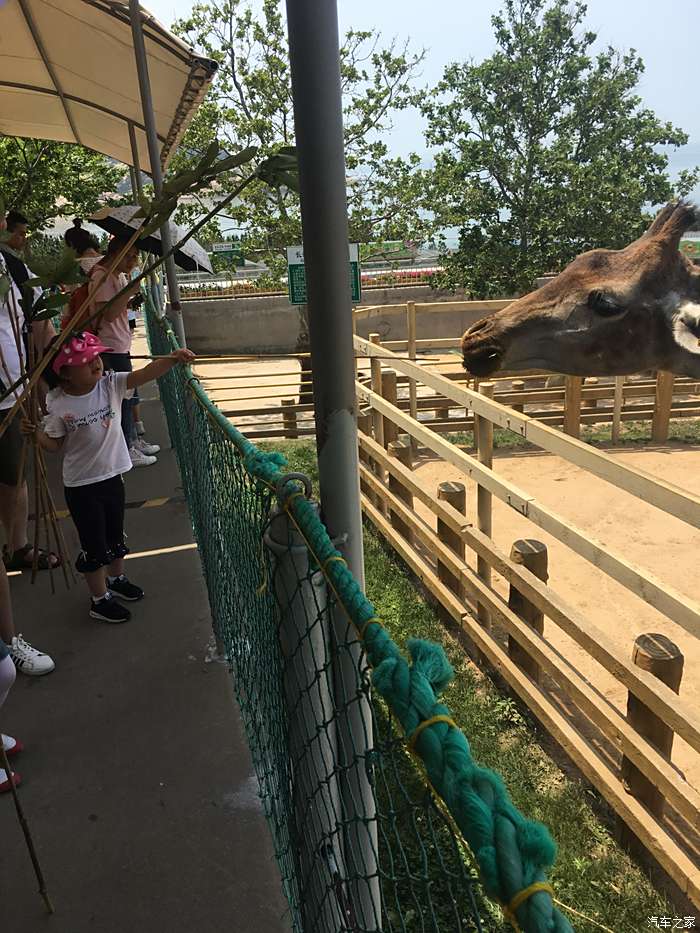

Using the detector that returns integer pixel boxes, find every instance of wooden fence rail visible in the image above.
[353,334,700,903]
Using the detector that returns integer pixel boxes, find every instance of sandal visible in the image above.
[3,544,62,571]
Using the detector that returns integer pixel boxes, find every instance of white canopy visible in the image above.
[0,0,217,173]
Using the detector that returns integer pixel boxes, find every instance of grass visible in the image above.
[446,417,700,452]
[262,438,679,932]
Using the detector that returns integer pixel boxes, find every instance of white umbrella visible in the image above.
[89,205,214,274]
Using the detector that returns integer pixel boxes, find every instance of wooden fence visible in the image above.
[207,299,700,443]
[353,332,700,905]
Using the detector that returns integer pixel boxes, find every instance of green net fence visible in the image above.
[145,300,572,933]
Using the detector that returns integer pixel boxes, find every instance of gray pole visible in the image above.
[285,1,380,928]
[128,0,187,346]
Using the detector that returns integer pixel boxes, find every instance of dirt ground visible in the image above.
[410,443,700,791]
[194,350,700,797]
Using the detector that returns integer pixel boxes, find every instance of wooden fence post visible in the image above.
[382,369,398,448]
[507,540,548,684]
[437,481,466,626]
[407,301,418,457]
[388,439,413,543]
[583,377,599,411]
[620,633,684,823]
[282,398,299,439]
[612,376,625,444]
[369,333,386,513]
[475,382,494,628]
[563,376,583,437]
[298,352,314,406]
[511,380,525,413]
[436,404,450,425]
[357,408,373,501]
[652,371,675,444]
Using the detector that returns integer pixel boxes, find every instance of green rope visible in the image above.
[148,305,574,933]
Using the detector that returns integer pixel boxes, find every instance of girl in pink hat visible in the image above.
[23,334,194,623]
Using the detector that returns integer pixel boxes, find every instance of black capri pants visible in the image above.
[64,475,129,573]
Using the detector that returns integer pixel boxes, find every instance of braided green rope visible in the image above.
[153,313,573,933]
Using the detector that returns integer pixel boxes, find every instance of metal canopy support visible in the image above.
[285,1,380,928]
[17,0,83,147]
[128,0,187,347]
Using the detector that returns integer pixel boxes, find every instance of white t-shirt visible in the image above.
[44,372,134,487]
[0,253,26,412]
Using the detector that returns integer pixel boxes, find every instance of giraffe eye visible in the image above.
[588,290,625,316]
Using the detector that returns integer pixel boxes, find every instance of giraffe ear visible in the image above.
[644,202,678,237]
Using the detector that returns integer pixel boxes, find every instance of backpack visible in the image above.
[61,279,98,334]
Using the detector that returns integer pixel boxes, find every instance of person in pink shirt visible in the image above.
[89,237,159,467]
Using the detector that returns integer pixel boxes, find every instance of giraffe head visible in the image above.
[461,202,700,378]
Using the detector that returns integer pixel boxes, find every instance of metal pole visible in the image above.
[128,121,163,317]
[128,0,187,346]
[285,1,380,928]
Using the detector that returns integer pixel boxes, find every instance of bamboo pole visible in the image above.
[0,738,53,913]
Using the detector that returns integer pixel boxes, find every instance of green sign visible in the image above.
[287,244,361,304]
[680,238,700,259]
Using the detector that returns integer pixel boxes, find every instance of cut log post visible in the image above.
[563,376,583,437]
[507,540,548,683]
[357,408,373,501]
[298,352,314,406]
[382,369,398,447]
[388,439,413,543]
[407,300,418,457]
[583,377,599,410]
[369,334,386,513]
[612,376,625,444]
[475,382,494,629]
[651,371,675,444]
[511,380,525,413]
[436,404,450,425]
[437,481,466,626]
[281,398,299,439]
[620,633,684,821]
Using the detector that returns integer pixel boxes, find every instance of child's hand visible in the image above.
[170,349,196,366]
[20,417,37,437]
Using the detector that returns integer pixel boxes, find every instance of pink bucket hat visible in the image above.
[52,332,113,375]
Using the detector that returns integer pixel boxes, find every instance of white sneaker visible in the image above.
[8,635,55,676]
[134,437,160,455]
[129,446,157,467]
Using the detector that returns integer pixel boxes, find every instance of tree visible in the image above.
[0,137,124,231]
[422,0,700,297]
[171,0,427,276]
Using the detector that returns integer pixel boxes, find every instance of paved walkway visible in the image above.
[0,346,290,932]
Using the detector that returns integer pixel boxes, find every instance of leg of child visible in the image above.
[0,652,20,789]
[104,477,142,601]
[84,567,109,600]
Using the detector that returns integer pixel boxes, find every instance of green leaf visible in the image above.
[210,146,259,174]
[33,291,68,312]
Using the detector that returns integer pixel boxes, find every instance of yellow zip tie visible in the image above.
[323,555,347,571]
[359,616,381,640]
[408,714,457,753]
[503,882,554,928]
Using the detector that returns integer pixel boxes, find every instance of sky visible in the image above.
[145,0,700,191]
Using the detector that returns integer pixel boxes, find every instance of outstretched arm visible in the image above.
[126,348,196,390]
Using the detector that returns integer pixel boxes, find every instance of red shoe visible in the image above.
[0,768,21,793]
[2,734,24,757]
